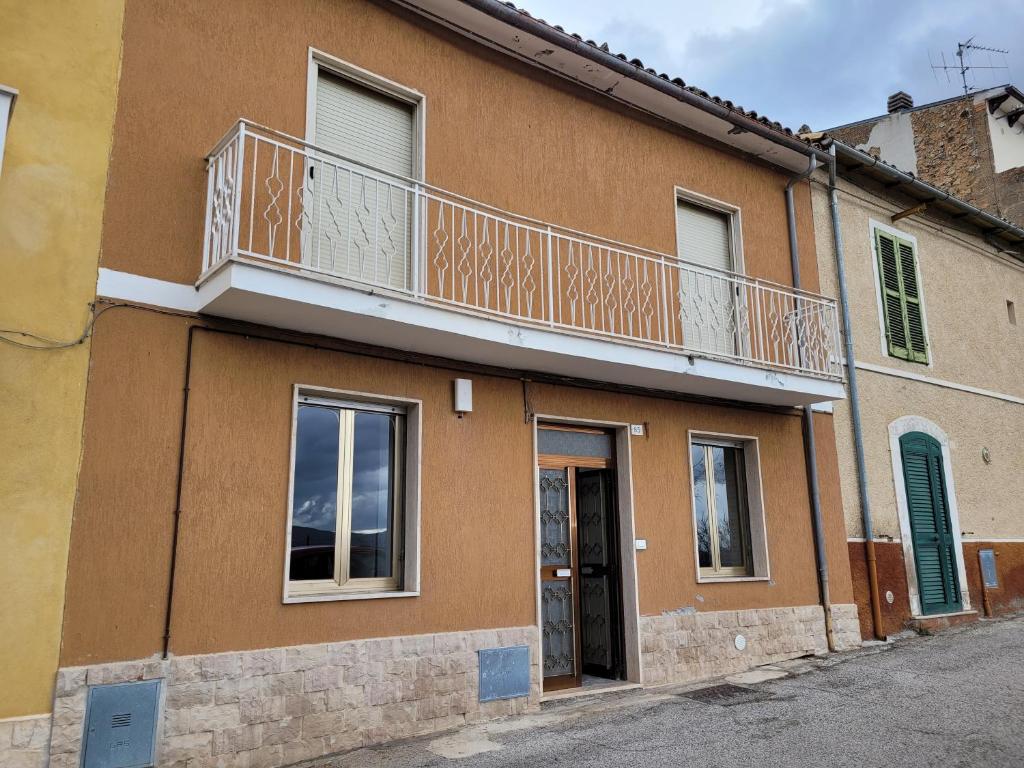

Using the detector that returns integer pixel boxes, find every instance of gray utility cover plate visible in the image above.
[83,680,161,768]
[979,548,999,589]
[478,646,531,702]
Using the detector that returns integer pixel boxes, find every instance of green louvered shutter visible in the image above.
[875,230,929,364]
[900,432,961,614]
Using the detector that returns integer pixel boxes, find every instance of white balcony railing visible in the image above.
[202,121,843,380]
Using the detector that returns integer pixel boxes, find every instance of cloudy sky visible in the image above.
[518,0,1021,130]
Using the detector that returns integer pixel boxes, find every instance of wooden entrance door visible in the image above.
[537,425,621,691]
[538,465,580,690]
[900,432,962,615]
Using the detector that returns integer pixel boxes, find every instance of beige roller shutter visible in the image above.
[675,201,732,273]
[315,72,414,177]
[308,71,416,289]
[675,200,737,356]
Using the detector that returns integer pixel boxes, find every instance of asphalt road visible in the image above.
[307,616,1024,768]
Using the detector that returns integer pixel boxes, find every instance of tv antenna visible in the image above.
[930,38,1009,96]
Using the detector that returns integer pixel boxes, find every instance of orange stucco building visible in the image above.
[33,2,861,766]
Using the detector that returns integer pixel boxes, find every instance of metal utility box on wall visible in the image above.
[478,646,530,702]
[82,680,161,768]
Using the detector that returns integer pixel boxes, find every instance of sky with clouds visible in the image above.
[517,0,1022,130]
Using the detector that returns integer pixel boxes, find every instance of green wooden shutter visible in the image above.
[875,230,929,364]
[900,432,961,614]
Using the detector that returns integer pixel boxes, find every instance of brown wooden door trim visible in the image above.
[539,466,584,693]
[538,454,613,470]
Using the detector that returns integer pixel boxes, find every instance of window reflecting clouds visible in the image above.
[290,405,340,581]
[350,412,397,579]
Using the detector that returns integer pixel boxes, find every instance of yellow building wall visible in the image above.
[0,0,124,718]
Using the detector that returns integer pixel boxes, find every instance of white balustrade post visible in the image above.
[230,122,246,261]
[545,226,555,327]
[410,184,421,296]
[660,259,671,347]
[201,153,216,273]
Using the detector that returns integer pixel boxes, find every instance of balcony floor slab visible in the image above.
[174,260,845,408]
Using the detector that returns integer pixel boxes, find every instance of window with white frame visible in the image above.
[675,199,734,274]
[287,393,406,596]
[688,434,768,580]
[675,195,741,357]
[873,227,928,364]
[308,57,420,290]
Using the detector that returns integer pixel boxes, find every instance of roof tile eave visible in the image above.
[491,0,811,145]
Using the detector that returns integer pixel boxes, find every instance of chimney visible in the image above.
[887,91,913,113]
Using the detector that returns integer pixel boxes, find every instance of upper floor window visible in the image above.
[675,198,735,274]
[873,228,929,364]
[675,194,742,357]
[307,54,421,290]
[287,393,406,598]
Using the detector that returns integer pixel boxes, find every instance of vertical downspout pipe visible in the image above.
[785,156,836,652]
[163,323,196,658]
[826,143,885,640]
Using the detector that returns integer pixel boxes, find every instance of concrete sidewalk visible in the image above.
[296,615,1024,767]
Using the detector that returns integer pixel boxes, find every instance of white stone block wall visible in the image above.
[830,603,863,651]
[46,626,539,768]
[640,603,859,686]
[0,714,52,768]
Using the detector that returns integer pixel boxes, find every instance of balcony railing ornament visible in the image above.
[202,120,843,381]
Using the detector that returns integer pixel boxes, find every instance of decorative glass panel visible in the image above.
[349,411,397,579]
[541,579,575,678]
[537,428,613,459]
[539,469,571,566]
[290,405,341,581]
[577,471,613,671]
[577,474,608,568]
[691,445,712,568]
[581,577,612,669]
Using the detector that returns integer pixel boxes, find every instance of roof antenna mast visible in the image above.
[930,38,1009,96]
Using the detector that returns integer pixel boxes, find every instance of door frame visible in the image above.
[532,416,642,690]
[888,416,971,616]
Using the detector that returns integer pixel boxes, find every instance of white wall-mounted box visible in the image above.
[453,378,473,415]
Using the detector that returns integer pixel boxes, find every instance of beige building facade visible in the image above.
[811,143,1024,637]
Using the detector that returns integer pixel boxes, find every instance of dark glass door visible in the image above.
[577,469,623,679]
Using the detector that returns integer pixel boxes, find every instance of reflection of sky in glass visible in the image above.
[693,444,747,572]
[350,412,395,579]
[713,447,745,568]
[290,405,340,580]
[691,445,711,567]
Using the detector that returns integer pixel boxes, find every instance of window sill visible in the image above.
[284,589,420,604]
[696,575,770,584]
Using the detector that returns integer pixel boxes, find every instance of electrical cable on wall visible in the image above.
[0,303,114,350]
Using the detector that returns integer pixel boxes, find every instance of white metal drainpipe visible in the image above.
[825,142,885,640]
[785,155,837,653]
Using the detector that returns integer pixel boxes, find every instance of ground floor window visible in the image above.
[287,392,405,597]
[688,433,769,580]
